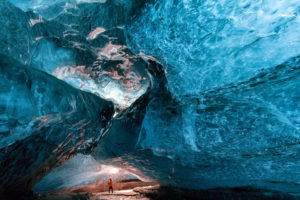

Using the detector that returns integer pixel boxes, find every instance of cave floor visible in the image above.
[92,186,158,200]
[40,185,159,200]
[38,184,300,200]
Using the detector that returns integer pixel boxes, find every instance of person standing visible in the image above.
[108,178,113,193]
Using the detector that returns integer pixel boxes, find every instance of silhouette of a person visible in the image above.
[108,178,113,193]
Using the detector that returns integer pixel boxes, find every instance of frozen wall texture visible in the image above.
[124,0,300,191]
[0,54,114,196]
[0,0,300,197]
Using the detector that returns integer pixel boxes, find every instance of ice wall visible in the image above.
[0,0,150,196]
[124,0,300,190]
[127,0,300,98]
[1,0,300,195]
[0,54,114,196]
[1,0,150,109]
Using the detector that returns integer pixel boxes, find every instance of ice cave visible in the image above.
[0,0,300,199]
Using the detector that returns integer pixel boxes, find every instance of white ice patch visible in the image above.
[29,15,43,27]
[87,27,106,40]
[31,39,149,110]
[53,65,148,109]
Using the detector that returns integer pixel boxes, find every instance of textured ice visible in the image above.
[0,54,114,194]
[0,54,113,148]
[127,0,300,98]
[1,0,150,108]
[1,0,300,195]
[124,0,300,191]
[9,0,146,20]
[139,57,300,156]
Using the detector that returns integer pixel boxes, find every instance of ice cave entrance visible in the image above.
[33,155,156,195]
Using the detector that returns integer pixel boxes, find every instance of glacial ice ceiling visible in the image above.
[0,0,300,197]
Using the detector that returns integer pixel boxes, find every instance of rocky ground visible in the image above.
[39,185,157,200]
[37,181,300,200]
[38,181,157,200]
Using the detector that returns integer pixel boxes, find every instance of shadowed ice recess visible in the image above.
[1,0,300,196]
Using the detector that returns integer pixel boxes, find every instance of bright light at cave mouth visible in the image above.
[109,167,119,174]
